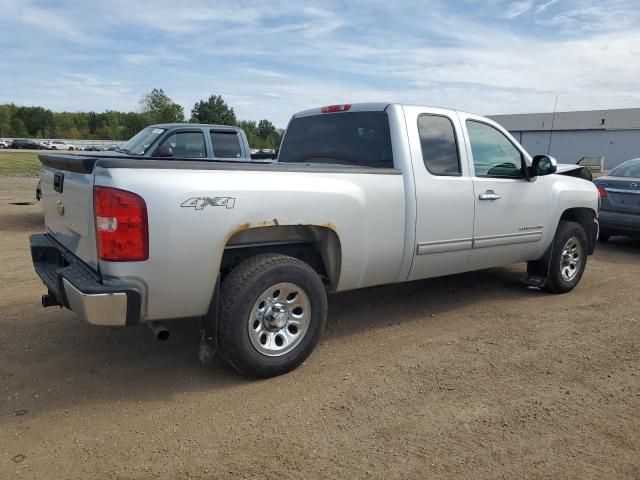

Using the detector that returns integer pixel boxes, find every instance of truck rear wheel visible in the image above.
[218,254,327,378]
[543,220,588,294]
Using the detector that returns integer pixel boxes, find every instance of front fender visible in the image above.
[545,175,599,252]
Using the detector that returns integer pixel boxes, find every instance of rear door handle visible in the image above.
[479,190,501,201]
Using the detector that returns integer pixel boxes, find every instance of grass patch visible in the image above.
[0,151,41,176]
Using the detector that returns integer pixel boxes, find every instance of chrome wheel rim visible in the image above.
[560,237,582,281]
[248,282,311,357]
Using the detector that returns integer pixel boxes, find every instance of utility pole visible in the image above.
[547,94,558,155]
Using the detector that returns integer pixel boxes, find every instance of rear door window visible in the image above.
[417,114,461,175]
[278,111,393,168]
[211,131,242,158]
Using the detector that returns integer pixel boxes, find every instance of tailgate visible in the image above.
[40,165,98,268]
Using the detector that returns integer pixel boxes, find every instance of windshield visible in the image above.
[122,127,165,155]
[610,158,640,178]
[278,111,393,168]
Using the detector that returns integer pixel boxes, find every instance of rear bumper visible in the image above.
[599,210,640,235]
[30,233,141,326]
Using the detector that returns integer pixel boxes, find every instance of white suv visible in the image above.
[45,140,76,151]
[0,139,10,149]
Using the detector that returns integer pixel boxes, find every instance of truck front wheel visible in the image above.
[218,254,327,378]
[543,220,588,294]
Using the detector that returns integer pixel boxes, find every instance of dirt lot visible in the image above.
[1,177,639,480]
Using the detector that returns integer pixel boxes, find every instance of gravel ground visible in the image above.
[1,177,639,480]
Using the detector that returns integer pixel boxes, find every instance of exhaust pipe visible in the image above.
[148,321,170,341]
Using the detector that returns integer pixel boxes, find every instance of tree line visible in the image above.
[0,89,283,149]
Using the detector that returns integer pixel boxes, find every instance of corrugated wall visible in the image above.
[512,130,640,170]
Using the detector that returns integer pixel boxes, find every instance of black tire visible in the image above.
[598,232,610,242]
[543,220,588,294]
[217,253,327,378]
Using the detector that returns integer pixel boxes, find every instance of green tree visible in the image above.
[121,111,148,139]
[10,117,28,137]
[105,111,125,140]
[0,105,11,137]
[237,120,258,146]
[190,95,236,125]
[0,95,282,146]
[140,88,184,124]
[88,112,98,134]
[54,112,76,138]
[257,119,277,140]
[14,106,54,136]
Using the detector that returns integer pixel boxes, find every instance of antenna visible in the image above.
[547,94,558,155]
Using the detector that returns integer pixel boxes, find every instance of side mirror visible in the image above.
[154,143,173,157]
[530,155,557,177]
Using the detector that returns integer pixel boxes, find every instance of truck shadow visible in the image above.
[325,267,527,339]
[1,266,532,422]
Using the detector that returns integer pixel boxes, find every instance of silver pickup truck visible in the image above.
[30,103,599,377]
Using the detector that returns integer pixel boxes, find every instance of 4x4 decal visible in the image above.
[181,197,236,210]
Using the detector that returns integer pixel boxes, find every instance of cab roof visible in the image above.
[149,123,241,131]
[292,103,474,119]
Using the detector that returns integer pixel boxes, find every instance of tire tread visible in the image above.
[217,253,326,377]
[543,220,588,294]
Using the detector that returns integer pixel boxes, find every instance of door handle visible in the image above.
[479,190,501,201]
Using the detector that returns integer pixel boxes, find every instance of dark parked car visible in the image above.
[594,158,640,241]
[84,145,104,151]
[10,139,48,150]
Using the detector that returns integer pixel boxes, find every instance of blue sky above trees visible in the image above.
[1,0,639,126]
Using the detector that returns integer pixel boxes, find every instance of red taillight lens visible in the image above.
[321,104,352,113]
[94,186,148,261]
[597,186,607,198]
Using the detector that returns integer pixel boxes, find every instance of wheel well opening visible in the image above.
[220,225,342,290]
[560,207,596,253]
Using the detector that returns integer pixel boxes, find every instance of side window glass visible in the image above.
[211,131,241,158]
[466,120,523,178]
[157,132,206,158]
[417,114,461,175]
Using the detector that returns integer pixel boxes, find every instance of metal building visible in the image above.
[489,108,640,170]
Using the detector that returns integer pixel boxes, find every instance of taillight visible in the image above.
[597,186,607,198]
[321,104,352,113]
[94,186,148,261]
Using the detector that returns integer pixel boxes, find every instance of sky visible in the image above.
[0,0,639,127]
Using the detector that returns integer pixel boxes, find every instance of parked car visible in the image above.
[44,140,76,151]
[0,139,10,149]
[10,139,48,150]
[250,148,278,160]
[30,105,598,378]
[84,145,104,151]
[594,157,640,241]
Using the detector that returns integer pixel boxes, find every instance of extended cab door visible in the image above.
[404,106,475,281]
[459,113,550,269]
